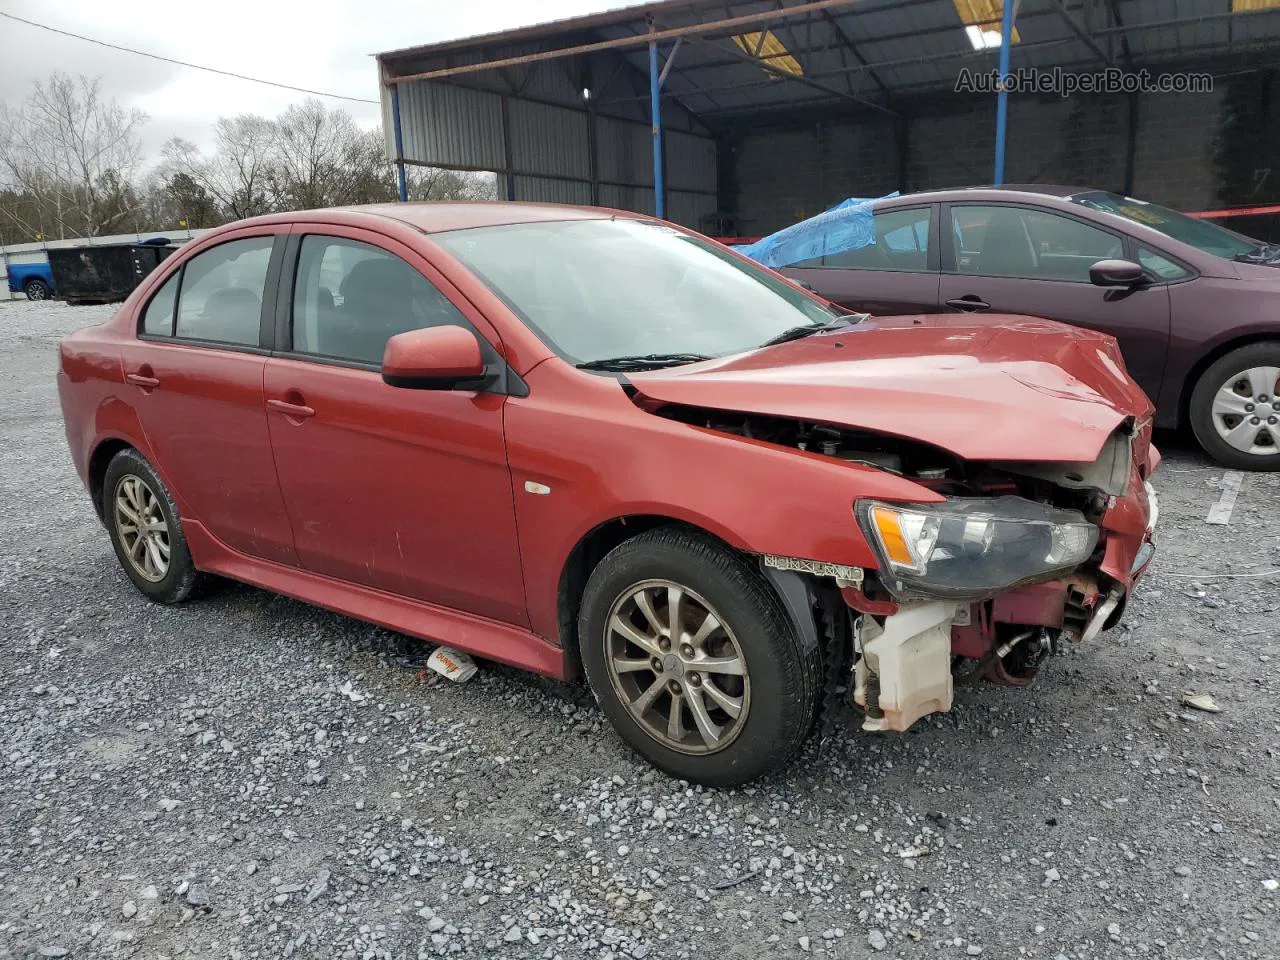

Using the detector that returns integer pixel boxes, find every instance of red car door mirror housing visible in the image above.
[1089,259,1146,287]
[382,325,486,389]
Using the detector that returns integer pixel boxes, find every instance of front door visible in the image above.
[120,231,298,565]
[785,204,941,315]
[263,228,527,627]
[940,203,1172,403]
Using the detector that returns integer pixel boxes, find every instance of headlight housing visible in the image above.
[855,496,1098,601]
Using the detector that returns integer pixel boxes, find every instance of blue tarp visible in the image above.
[738,192,899,269]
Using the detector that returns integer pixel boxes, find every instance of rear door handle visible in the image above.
[945,296,991,312]
[267,398,316,419]
[126,373,160,388]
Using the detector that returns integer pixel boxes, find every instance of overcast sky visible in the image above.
[0,0,631,161]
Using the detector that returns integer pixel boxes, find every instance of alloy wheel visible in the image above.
[113,474,171,582]
[1210,366,1280,456]
[603,579,750,755]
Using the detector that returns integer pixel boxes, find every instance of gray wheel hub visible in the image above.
[113,474,171,582]
[604,579,750,756]
[1210,365,1280,456]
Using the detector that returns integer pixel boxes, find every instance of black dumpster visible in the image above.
[47,239,177,305]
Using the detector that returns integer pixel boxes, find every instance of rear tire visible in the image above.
[103,448,202,603]
[579,527,820,787]
[1189,342,1280,471]
[23,278,50,301]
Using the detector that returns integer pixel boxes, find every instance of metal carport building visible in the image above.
[376,0,1280,236]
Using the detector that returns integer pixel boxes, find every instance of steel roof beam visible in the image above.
[385,0,865,84]
[1049,0,1114,67]
[690,34,899,115]
[820,7,892,98]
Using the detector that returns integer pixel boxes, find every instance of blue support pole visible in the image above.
[648,40,665,220]
[390,83,409,202]
[992,0,1016,185]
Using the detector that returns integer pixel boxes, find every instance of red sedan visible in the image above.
[57,203,1159,786]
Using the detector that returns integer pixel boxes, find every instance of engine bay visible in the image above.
[653,403,1115,518]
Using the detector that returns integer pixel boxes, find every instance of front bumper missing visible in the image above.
[853,601,957,732]
[844,480,1158,733]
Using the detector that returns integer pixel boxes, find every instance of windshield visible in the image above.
[1071,191,1265,260]
[433,219,837,365]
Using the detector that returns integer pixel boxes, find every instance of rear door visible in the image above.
[784,204,941,314]
[939,202,1172,403]
[119,228,298,565]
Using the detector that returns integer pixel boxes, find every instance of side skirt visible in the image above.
[183,520,568,679]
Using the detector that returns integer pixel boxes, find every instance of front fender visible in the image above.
[506,366,941,642]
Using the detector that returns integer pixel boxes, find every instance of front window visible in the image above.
[291,236,471,366]
[950,205,1123,282]
[433,219,837,366]
[1072,191,1266,261]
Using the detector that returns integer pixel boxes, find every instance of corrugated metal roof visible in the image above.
[380,0,1280,118]
[379,0,1280,226]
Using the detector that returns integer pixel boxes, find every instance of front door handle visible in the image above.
[267,398,316,419]
[945,296,991,312]
[126,372,160,389]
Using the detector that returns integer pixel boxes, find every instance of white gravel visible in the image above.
[1,297,1278,959]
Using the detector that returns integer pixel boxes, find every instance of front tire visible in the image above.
[24,278,50,301]
[103,448,202,603]
[579,527,820,787]
[1189,343,1280,470]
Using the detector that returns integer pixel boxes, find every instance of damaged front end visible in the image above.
[674,406,1160,733]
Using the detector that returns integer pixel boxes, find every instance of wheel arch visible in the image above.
[556,515,745,681]
[1178,332,1280,427]
[87,437,136,521]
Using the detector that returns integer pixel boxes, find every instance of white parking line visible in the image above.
[1205,470,1245,525]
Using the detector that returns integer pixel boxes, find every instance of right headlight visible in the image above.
[855,495,1098,601]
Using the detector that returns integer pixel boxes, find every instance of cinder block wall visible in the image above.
[724,72,1276,234]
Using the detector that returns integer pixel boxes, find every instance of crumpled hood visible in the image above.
[629,314,1155,463]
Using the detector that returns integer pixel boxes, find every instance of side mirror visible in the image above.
[382,325,486,389]
[1089,259,1146,287]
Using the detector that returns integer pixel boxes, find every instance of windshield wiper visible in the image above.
[759,314,867,348]
[1234,243,1280,263]
[575,353,713,371]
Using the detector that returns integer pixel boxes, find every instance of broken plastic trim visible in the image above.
[999,428,1134,497]
[762,554,864,583]
[1079,588,1122,643]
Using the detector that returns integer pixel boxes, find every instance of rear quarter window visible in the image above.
[140,272,179,337]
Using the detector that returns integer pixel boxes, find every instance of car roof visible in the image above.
[879,184,1101,205]
[234,201,637,235]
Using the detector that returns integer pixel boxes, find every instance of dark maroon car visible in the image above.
[784,186,1280,470]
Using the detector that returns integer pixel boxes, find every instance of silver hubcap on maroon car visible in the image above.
[1211,366,1280,456]
[114,475,170,582]
[604,579,750,755]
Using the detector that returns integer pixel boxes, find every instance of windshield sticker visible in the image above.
[1117,205,1167,225]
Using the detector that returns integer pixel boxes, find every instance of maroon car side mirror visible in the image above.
[1089,259,1146,288]
[382,325,486,389]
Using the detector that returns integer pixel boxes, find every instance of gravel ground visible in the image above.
[1,298,1277,960]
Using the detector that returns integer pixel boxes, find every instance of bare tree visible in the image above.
[0,72,146,238]
[161,99,495,222]
[408,167,497,202]
[270,98,356,208]
[163,114,276,221]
